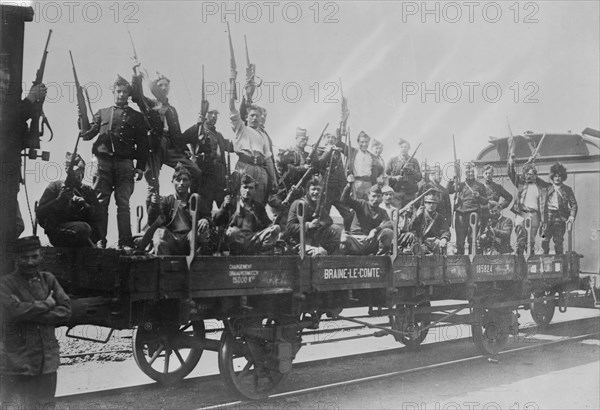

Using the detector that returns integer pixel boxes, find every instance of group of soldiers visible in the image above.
[26,65,578,258]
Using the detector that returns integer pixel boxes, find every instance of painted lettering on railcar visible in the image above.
[322,267,381,280]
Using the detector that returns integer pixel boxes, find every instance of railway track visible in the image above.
[55,315,599,409]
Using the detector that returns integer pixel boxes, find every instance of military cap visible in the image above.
[483,164,494,172]
[241,174,257,185]
[296,127,308,139]
[424,192,440,203]
[65,152,85,171]
[464,161,475,169]
[13,236,41,254]
[155,72,170,83]
[369,185,382,195]
[207,108,219,114]
[113,75,132,92]
[172,162,191,180]
[398,138,410,148]
[381,185,394,194]
[357,131,370,141]
[370,138,383,147]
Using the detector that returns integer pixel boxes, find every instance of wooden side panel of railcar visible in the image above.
[311,256,391,291]
[471,255,523,282]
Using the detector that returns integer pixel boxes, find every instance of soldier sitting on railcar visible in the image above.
[147,164,214,255]
[541,162,577,255]
[477,200,513,255]
[36,153,101,247]
[286,177,342,256]
[214,174,281,255]
[340,175,394,255]
[409,191,450,255]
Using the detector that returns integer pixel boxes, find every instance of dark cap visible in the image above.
[357,131,370,141]
[241,174,256,185]
[424,192,440,203]
[398,138,410,147]
[369,185,382,195]
[113,75,131,91]
[13,236,41,254]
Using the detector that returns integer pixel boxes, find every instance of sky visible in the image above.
[6,0,600,243]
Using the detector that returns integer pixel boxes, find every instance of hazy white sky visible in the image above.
[11,1,600,242]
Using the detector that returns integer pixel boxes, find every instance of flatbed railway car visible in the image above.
[41,199,591,399]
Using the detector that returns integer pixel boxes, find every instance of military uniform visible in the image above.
[478,213,514,254]
[387,155,422,208]
[447,179,488,255]
[317,145,354,231]
[541,183,577,254]
[417,181,451,225]
[410,206,451,255]
[80,103,148,247]
[481,179,513,229]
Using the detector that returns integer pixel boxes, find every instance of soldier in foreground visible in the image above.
[214,174,280,255]
[341,175,394,255]
[418,164,451,225]
[508,157,550,254]
[286,177,342,256]
[0,236,71,409]
[36,153,101,247]
[80,76,148,249]
[477,200,514,254]
[541,162,577,254]
[387,138,422,208]
[409,191,450,255]
[183,108,232,214]
[447,162,488,255]
[148,164,214,255]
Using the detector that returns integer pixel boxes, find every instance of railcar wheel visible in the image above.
[218,321,288,400]
[530,291,556,327]
[390,302,431,349]
[472,307,510,356]
[133,321,204,385]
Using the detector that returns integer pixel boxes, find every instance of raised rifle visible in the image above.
[398,188,433,216]
[452,134,460,182]
[244,35,261,104]
[338,78,349,137]
[26,29,53,149]
[525,133,547,165]
[227,21,237,100]
[395,142,422,178]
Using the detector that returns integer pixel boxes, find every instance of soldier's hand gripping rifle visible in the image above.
[393,142,422,181]
[281,123,330,207]
[26,30,54,149]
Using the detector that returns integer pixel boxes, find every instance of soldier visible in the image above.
[340,176,394,255]
[541,162,577,254]
[147,164,214,255]
[480,164,513,230]
[370,138,386,186]
[36,153,101,247]
[508,157,550,254]
[409,191,450,255]
[229,82,277,205]
[387,138,422,208]
[0,236,71,409]
[447,162,488,255]
[286,178,342,255]
[183,108,232,214]
[80,76,148,249]
[418,164,451,225]
[339,131,383,200]
[277,127,311,191]
[477,200,514,255]
[214,174,280,255]
[131,72,201,201]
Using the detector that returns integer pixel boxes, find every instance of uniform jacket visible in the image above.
[277,146,310,188]
[214,198,271,232]
[386,156,422,196]
[341,185,391,235]
[447,179,489,213]
[543,184,577,221]
[507,161,550,219]
[479,215,514,254]
[0,270,71,375]
[148,194,211,229]
[482,180,513,209]
[36,180,101,241]
[418,182,452,223]
[80,105,148,171]
[183,122,230,179]
[409,207,451,242]
[317,146,346,193]
[286,195,334,241]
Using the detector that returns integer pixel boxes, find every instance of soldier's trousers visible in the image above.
[342,228,394,255]
[145,144,202,197]
[515,211,540,255]
[93,156,135,247]
[152,225,211,256]
[305,224,343,255]
[454,211,479,255]
[322,197,354,232]
[353,179,372,200]
[227,225,281,255]
[541,211,566,254]
[48,222,94,247]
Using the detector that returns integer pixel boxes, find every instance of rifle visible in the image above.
[201,65,209,118]
[395,142,422,178]
[227,21,237,100]
[69,51,90,132]
[506,116,516,161]
[525,133,547,165]
[26,29,53,149]
[398,188,433,216]
[338,78,349,137]
[244,35,261,103]
[423,158,429,184]
[452,134,460,182]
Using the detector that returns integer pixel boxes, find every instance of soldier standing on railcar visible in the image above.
[131,71,202,201]
[477,200,514,255]
[277,127,310,191]
[183,108,232,214]
[409,191,450,255]
[480,164,513,231]
[339,131,383,200]
[36,153,101,247]
[286,178,342,256]
[541,162,577,255]
[340,175,394,255]
[0,236,71,409]
[370,138,386,187]
[214,174,280,255]
[147,164,214,255]
[447,162,488,255]
[387,138,423,208]
[79,76,148,250]
[508,157,550,255]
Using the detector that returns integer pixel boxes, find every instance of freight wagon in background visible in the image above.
[474,128,600,276]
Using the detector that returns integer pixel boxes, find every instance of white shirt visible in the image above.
[230,113,272,158]
[354,150,372,177]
